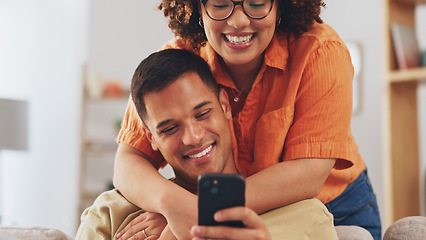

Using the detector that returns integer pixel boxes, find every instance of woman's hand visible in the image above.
[117,212,167,240]
[190,207,271,240]
[157,225,178,240]
[160,191,198,240]
[164,202,198,240]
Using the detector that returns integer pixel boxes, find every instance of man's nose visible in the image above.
[182,121,205,146]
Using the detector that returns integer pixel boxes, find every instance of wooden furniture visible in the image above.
[78,85,129,216]
[384,0,426,223]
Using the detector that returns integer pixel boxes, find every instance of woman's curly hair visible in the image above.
[158,0,325,51]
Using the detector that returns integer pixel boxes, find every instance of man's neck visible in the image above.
[175,178,198,195]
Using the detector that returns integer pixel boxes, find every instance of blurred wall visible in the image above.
[322,0,386,223]
[0,0,88,236]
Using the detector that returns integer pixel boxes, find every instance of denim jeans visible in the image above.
[325,169,382,240]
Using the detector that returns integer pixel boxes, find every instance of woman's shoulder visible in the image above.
[280,21,348,55]
[160,37,197,52]
[160,37,217,69]
[300,21,345,45]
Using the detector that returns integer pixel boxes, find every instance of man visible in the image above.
[75,49,338,240]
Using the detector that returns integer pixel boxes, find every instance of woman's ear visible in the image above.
[197,0,203,15]
[142,123,159,151]
[198,1,204,25]
[219,88,232,119]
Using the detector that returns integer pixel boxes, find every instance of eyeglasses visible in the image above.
[201,0,274,21]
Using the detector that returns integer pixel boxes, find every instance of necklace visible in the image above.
[233,78,253,102]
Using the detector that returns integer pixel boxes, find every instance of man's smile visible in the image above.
[188,144,213,159]
[184,143,215,164]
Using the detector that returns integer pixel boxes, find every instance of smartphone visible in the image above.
[198,173,245,227]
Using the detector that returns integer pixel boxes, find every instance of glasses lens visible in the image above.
[244,0,272,19]
[205,0,234,20]
[204,0,272,20]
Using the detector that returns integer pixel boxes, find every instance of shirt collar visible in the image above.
[264,31,289,71]
[200,32,289,88]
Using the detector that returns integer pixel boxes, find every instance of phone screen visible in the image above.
[198,173,245,227]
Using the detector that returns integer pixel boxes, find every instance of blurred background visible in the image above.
[1,0,426,237]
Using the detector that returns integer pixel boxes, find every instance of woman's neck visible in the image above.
[222,56,264,96]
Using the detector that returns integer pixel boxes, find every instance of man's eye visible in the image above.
[160,126,178,135]
[196,109,212,120]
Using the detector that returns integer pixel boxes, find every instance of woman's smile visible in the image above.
[224,33,254,44]
[223,33,256,50]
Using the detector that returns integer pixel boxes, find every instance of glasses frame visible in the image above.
[200,0,275,21]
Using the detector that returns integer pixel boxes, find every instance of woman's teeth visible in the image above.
[225,34,253,44]
[188,145,213,159]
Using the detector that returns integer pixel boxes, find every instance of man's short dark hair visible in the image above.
[131,49,219,123]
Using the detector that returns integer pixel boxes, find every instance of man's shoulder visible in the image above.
[260,198,338,240]
[76,190,145,240]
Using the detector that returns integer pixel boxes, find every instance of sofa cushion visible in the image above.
[383,216,426,240]
[335,225,374,240]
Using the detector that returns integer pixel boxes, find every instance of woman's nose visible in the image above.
[226,5,251,29]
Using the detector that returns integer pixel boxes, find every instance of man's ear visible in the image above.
[219,88,232,119]
[142,122,159,151]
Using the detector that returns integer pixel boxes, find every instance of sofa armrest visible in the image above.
[383,216,426,240]
[0,226,72,240]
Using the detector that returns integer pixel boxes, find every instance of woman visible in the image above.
[114,0,381,239]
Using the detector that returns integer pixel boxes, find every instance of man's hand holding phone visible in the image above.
[195,173,271,240]
[191,206,271,240]
[198,173,245,227]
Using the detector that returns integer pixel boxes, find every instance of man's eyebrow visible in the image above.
[194,101,212,111]
[156,119,173,130]
[155,101,213,130]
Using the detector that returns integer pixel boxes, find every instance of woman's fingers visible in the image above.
[117,212,167,240]
[117,212,148,239]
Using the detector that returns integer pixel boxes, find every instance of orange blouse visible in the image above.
[117,22,366,204]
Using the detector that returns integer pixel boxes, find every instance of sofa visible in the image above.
[383,216,426,240]
[0,216,425,240]
[0,226,72,240]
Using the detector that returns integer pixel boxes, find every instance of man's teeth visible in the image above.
[188,145,213,159]
[226,34,253,44]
